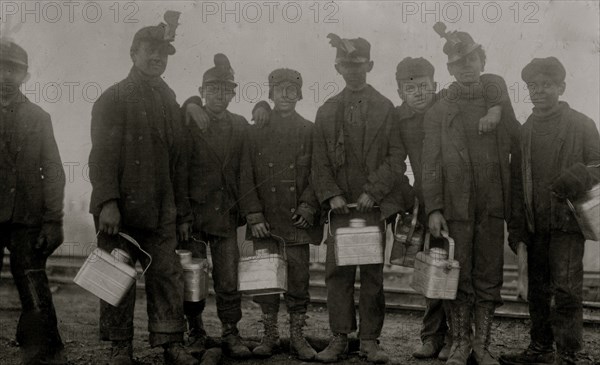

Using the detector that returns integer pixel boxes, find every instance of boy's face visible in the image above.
[272,82,299,114]
[447,51,483,84]
[202,82,236,114]
[131,40,169,77]
[397,75,437,113]
[526,73,565,111]
[335,61,373,89]
[0,61,28,99]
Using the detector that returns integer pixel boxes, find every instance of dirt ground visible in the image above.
[1,284,599,365]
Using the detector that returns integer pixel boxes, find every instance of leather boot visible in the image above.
[186,315,207,358]
[289,313,317,361]
[199,348,222,365]
[439,318,453,361]
[15,270,65,365]
[413,339,444,359]
[554,352,594,365]
[109,340,134,365]
[360,339,390,364]
[472,305,499,365]
[163,342,199,365]
[253,312,280,358]
[446,304,472,365]
[499,342,555,364]
[221,323,252,359]
[315,333,348,363]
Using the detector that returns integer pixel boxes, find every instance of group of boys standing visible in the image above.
[0,13,598,365]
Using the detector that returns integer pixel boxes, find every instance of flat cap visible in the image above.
[268,68,303,100]
[396,57,434,81]
[433,22,481,64]
[131,11,180,56]
[0,39,28,67]
[521,57,566,83]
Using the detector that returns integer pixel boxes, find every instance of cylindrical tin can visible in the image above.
[182,258,209,302]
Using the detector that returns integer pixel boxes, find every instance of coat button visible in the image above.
[138,136,143,141]
[268,162,274,167]
[289,187,295,192]
[215,207,220,211]
[290,208,295,213]
[271,187,276,192]
[135,160,140,165]
[289,164,295,169]
[9,188,15,193]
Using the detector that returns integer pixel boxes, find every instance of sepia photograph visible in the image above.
[0,1,599,364]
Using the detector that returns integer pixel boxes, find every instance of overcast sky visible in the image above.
[2,0,599,201]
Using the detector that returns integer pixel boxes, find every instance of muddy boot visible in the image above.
[315,333,348,363]
[253,312,280,358]
[222,323,252,359]
[472,305,499,365]
[199,348,222,365]
[499,343,555,364]
[15,270,65,365]
[289,313,317,361]
[413,339,443,359]
[446,304,472,365]
[163,342,199,365]
[360,340,390,364]
[109,340,134,365]
[186,315,207,358]
[439,337,453,361]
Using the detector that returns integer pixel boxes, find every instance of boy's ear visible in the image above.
[558,81,566,96]
[366,60,374,72]
[198,86,203,96]
[23,72,31,84]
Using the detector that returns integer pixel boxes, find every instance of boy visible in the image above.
[500,57,599,365]
[0,39,67,365]
[89,18,197,365]
[422,25,521,365]
[178,54,252,360]
[395,57,508,362]
[311,34,409,364]
[239,68,322,360]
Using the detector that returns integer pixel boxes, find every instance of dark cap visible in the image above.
[131,11,180,56]
[396,57,434,81]
[521,57,566,83]
[268,68,303,100]
[203,53,236,86]
[433,22,481,64]
[327,33,371,63]
[0,39,28,68]
[132,25,176,55]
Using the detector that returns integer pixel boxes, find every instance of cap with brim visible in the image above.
[328,35,371,64]
[0,39,28,67]
[132,25,176,55]
[268,68,303,99]
[521,57,566,83]
[444,31,480,64]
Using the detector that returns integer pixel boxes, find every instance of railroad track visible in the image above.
[2,256,600,324]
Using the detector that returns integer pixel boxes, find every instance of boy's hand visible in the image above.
[251,222,271,238]
[292,214,310,229]
[356,192,376,213]
[252,105,270,127]
[329,195,349,214]
[186,103,209,132]
[99,200,120,235]
[479,106,501,134]
[177,222,191,242]
[428,210,448,238]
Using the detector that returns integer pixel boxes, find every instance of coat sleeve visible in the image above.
[40,113,65,224]
[174,109,192,226]
[239,127,263,218]
[507,124,528,248]
[312,106,344,205]
[88,90,124,215]
[583,116,600,167]
[363,107,408,203]
[421,105,444,216]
